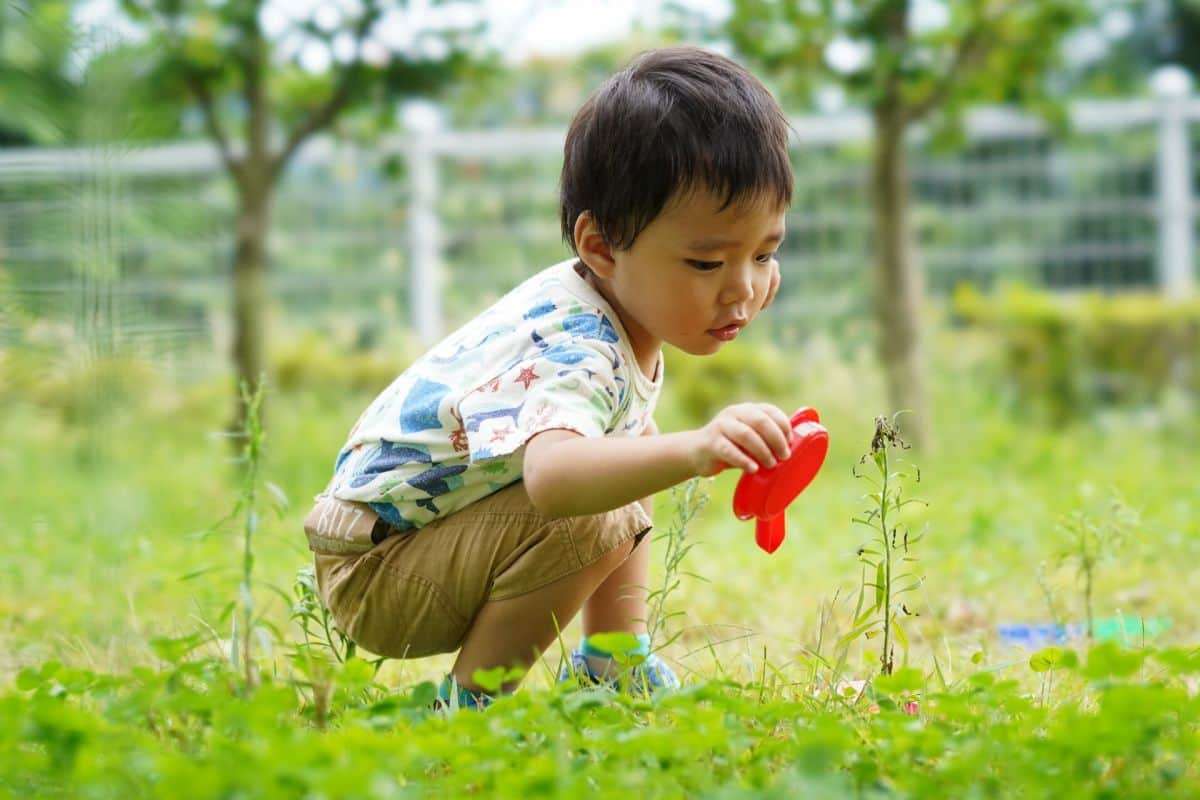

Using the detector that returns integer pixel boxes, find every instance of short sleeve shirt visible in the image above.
[326,258,664,532]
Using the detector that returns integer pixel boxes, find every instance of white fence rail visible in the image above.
[1,91,1197,361]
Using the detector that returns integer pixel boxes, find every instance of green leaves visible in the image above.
[149,632,209,664]
[5,640,1200,796]
[586,632,643,663]
[1082,642,1145,680]
[471,665,525,694]
[1029,646,1076,673]
[836,617,880,650]
[873,666,924,696]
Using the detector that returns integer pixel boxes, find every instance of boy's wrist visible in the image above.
[666,429,701,479]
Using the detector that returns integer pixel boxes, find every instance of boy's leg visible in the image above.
[582,495,653,636]
[450,536,635,693]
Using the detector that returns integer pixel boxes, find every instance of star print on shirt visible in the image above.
[514,365,539,390]
[531,403,555,427]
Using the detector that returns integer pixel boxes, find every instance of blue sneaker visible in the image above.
[557,648,681,695]
[432,674,495,711]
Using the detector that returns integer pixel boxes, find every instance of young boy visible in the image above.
[304,45,798,709]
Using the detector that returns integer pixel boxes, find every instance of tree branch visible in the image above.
[272,10,377,181]
[150,2,244,185]
[903,0,1020,123]
[184,71,244,186]
[903,28,990,122]
[241,1,269,169]
[271,63,361,181]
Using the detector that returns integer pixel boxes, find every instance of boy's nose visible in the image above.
[718,280,755,307]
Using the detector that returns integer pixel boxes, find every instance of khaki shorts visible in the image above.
[305,480,654,659]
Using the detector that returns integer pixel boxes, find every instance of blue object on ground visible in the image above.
[997,616,1172,647]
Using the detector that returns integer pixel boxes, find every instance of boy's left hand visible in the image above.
[761,259,781,310]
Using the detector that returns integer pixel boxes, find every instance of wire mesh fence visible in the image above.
[1,95,1196,382]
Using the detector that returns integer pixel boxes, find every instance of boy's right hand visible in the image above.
[686,402,795,478]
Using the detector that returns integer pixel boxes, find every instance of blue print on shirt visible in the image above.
[562,312,620,343]
[463,402,525,432]
[349,441,432,488]
[368,502,417,532]
[407,463,468,498]
[530,331,592,365]
[525,301,556,319]
[426,327,514,367]
[555,366,599,382]
[400,378,451,433]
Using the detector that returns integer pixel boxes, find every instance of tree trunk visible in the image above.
[869,104,930,449]
[228,174,272,440]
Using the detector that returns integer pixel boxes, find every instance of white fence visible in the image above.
[1,90,1197,366]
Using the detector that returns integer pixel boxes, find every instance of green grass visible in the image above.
[2,327,1199,796]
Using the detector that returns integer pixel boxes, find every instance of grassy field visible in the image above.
[3,325,1199,796]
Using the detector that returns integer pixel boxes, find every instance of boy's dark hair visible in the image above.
[559,45,794,255]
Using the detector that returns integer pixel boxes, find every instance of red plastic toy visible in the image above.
[730,407,829,554]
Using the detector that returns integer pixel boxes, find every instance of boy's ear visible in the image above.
[573,211,617,280]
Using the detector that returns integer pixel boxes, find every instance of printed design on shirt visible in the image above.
[349,441,432,488]
[328,260,660,532]
[525,300,557,319]
[462,402,524,435]
[554,364,616,408]
[425,324,515,369]
[482,458,509,475]
[352,441,470,505]
[405,462,468,496]
[562,311,620,343]
[407,462,469,514]
[530,331,593,366]
[399,377,451,433]
[332,443,356,474]
[368,501,416,532]
[514,365,539,389]
[529,399,556,429]
[448,407,469,453]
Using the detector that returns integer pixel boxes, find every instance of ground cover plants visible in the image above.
[3,335,1200,797]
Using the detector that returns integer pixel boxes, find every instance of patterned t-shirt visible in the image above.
[325,257,665,532]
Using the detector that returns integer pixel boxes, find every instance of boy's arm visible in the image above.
[523,422,697,519]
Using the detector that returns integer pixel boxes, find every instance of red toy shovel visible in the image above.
[731,407,829,554]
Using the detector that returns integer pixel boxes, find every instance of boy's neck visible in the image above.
[574,260,661,382]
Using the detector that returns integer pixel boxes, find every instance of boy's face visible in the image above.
[575,186,786,366]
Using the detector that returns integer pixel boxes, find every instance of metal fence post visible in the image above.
[408,130,443,346]
[1154,68,1196,299]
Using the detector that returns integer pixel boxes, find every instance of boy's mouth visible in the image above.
[708,322,744,341]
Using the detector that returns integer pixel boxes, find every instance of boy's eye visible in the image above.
[685,253,777,272]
